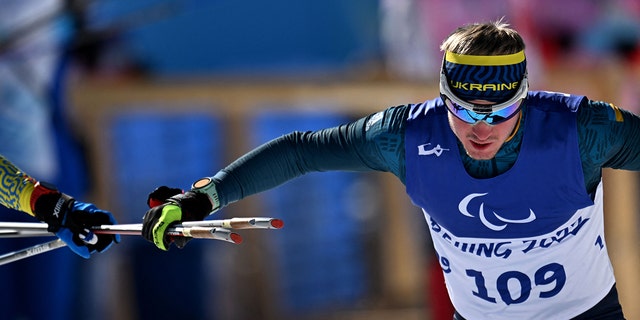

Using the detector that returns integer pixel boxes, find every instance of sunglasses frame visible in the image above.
[439,72,528,112]
[439,57,529,125]
[440,94,525,125]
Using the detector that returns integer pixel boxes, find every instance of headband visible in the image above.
[443,50,527,103]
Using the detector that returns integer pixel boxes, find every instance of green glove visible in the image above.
[141,190,212,250]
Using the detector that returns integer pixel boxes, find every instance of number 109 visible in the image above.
[466,263,566,305]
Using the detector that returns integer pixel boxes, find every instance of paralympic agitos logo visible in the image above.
[458,193,536,231]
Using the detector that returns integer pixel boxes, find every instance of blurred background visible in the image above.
[0,0,638,319]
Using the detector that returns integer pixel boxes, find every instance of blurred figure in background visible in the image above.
[0,0,118,318]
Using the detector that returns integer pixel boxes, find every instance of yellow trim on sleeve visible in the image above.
[19,182,36,216]
[609,103,624,122]
[445,51,526,66]
[0,156,36,216]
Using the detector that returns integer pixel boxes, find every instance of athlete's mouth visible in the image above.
[470,140,492,149]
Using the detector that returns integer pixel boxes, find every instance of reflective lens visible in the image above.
[441,94,524,125]
[439,67,528,125]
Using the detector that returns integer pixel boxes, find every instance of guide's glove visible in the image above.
[142,186,211,250]
[31,181,120,258]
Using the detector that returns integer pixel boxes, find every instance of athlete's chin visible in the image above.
[468,153,496,160]
[465,146,499,160]
[464,141,500,160]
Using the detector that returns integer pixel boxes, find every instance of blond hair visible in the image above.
[440,18,525,56]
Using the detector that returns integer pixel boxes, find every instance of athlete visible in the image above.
[141,20,640,319]
[0,154,120,258]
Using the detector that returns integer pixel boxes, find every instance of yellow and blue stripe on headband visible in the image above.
[443,50,527,103]
[445,51,526,66]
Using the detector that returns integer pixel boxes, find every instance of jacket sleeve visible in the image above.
[0,155,36,216]
[578,100,640,192]
[211,106,410,208]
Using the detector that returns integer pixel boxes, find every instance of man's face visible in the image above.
[447,100,521,160]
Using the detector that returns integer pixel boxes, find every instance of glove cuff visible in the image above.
[31,181,74,232]
[168,191,212,221]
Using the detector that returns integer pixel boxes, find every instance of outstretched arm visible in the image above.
[142,105,411,250]
[0,155,36,214]
[0,154,119,258]
[214,127,374,206]
[213,106,410,208]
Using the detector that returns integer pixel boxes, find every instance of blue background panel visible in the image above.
[89,0,381,76]
[108,109,224,320]
[250,109,368,314]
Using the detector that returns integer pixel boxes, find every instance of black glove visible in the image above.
[142,187,212,250]
[32,182,120,258]
[146,186,183,208]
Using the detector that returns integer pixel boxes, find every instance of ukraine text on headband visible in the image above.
[442,50,527,103]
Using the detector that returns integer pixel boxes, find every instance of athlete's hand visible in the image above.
[31,182,120,258]
[146,186,183,208]
[142,186,212,250]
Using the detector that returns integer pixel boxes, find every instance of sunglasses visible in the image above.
[439,67,528,125]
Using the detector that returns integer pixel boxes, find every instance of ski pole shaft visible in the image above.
[0,217,283,232]
[0,239,66,266]
[93,225,242,244]
[98,218,283,230]
[171,227,242,244]
[0,222,49,231]
[0,223,242,244]
[180,217,284,229]
[0,229,53,238]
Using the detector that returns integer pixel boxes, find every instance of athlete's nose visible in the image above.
[471,121,493,140]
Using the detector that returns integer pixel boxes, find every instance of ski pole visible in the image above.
[0,217,283,232]
[0,239,66,266]
[0,224,242,244]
